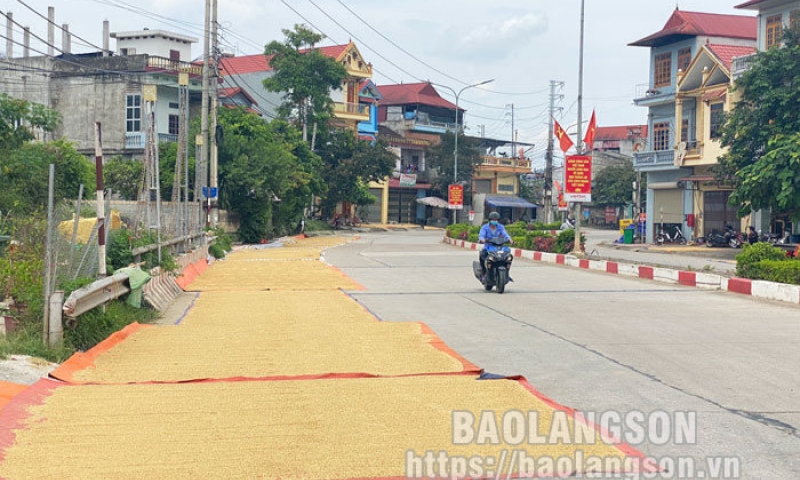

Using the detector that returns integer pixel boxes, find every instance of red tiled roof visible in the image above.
[218,44,350,76]
[219,87,242,97]
[594,125,648,142]
[706,44,756,70]
[630,10,756,47]
[376,82,462,111]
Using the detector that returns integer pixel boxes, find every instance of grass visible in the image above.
[1,300,159,363]
[304,219,333,232]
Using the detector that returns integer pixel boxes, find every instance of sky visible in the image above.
[3,0,755,167]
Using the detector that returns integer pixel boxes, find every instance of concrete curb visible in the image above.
[443,236,800,307]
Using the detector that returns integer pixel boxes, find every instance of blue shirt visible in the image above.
[479,222,512,243]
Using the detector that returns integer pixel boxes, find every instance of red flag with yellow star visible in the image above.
[553,118,574,153]
[583,110,597,152]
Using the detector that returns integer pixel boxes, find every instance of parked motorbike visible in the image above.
[472,237,513,293]
[706,225,744,248]
[656,225,687,245]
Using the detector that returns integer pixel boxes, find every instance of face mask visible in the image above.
[490,221,498,226]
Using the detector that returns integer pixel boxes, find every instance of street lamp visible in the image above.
[432,79,495,224]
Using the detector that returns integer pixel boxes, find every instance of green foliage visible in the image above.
[209,243,226,259]
[103,156,143,200]
[593,162,636,207]
[315,131,395,217]
[735,242,790,278]
[553,229,586,254]
[216,109,323,242]
[64,301,158,353]
[263,25,347,128]
[0,93,60,150]
[0,139,93,214]
[718,28,800,217]
[208,227,234,252]
[106,229,177,273]
[425,132,483,199]
[742,259,800,285]
[304,219,333,232]
[0,215,46,324]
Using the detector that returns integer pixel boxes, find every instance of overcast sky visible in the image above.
[4,0,754,165]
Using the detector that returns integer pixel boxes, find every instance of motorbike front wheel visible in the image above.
[496,267,508,294]
[655,234,665,245]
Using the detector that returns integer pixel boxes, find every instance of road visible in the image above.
[325,230,800,479]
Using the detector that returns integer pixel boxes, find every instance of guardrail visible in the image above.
[62,272,131,318]
[132,232,211,263]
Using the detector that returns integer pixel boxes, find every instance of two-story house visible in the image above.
[629,9,756,243]
[0,27,204,158]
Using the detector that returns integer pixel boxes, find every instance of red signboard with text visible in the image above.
[448,184,464,210]
[557,193,568,212]
[564,155,592,203]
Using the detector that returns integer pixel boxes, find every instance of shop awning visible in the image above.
[485,195,538,209]
[416,196,449,208]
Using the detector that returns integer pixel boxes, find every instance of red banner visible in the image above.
[564,155,592,203]
[557,193,568,211]
[448,184,464,210]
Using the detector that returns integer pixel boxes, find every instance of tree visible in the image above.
[216,107,324,242]
[718,28,800,217]
[592,162,636,208]
[425,132,483,199]
[0,93,59,150]
[263,24,347,131]
[315,130,396,216]
[104,157,144,200]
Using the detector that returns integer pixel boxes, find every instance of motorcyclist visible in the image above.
[478,212,512,280]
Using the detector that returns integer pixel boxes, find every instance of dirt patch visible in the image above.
[0,355,58,385]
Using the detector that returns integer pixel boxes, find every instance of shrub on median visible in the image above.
[743,259,800,285]
[735,242,789,278]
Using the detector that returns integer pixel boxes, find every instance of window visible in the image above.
[169,49,180,62]
[709,103,724,139]
[677,47,692,72]
[767,15,782,49]
[681,118,690,145]
[653,122,670,151]
[168,114,180,135]
[126,94,141,133]
[791,10,800,32]
[654,52,672,88]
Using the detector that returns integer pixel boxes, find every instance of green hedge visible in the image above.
[446,222,579,253]
[735,242,789,278]
[744,259,800,285]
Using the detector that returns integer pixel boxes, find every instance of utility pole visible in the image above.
[210,0,219,229]
[572,0,586,256]
[545,81,564,224]
[510,103,515,161]
[199,0,211,228]
[94,123,106,277]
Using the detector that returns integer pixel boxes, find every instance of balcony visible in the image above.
[478,156,531,170]
[145,56,203,76]
[333,101,369,121]
[125,133,180,149]
[731,53,755,80]
[632,83,676,106]
[633,150,677,171]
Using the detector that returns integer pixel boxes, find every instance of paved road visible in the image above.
[325,230,800,479]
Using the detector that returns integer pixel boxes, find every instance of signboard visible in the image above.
[202,187,218,199]
[469,210,475,221]
[399,173,417,187]
[448,184,464,210]
[605,206,616,223]
[564,155,592,203]
[557,193,569,212]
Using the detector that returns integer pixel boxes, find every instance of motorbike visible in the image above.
[656,225,687,245]
[706,225,744,248]
[472,237,513,293]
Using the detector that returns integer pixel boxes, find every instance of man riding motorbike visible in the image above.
[479,212,513,281]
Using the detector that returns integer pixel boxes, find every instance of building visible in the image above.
[734,0,800,239]
[471,138,537,225]
[0,26,203,158]
[218,41,378,136]
[629,8,757,243]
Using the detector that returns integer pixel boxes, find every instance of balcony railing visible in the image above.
[633,150,675,169]
[125,133,180,149]
[146,56,203,76]
[333,102,368,118]
[731,53,756,80]
[479,156,531,169]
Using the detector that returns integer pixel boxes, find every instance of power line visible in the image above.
[1,11,65,56]
[16,0,108,53]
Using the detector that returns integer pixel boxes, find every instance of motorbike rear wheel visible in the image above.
[655,234,665,245]
[496,267,508,294]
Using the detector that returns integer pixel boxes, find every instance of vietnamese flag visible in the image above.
[583,109,597,152]
[553,118,574,153]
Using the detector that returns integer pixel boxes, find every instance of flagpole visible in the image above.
[572,0,586,256]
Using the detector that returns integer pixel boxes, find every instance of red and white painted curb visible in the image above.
[444,236,800,306]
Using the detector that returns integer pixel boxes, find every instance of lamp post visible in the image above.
[433,79,495,224]
[572,0,586,256]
